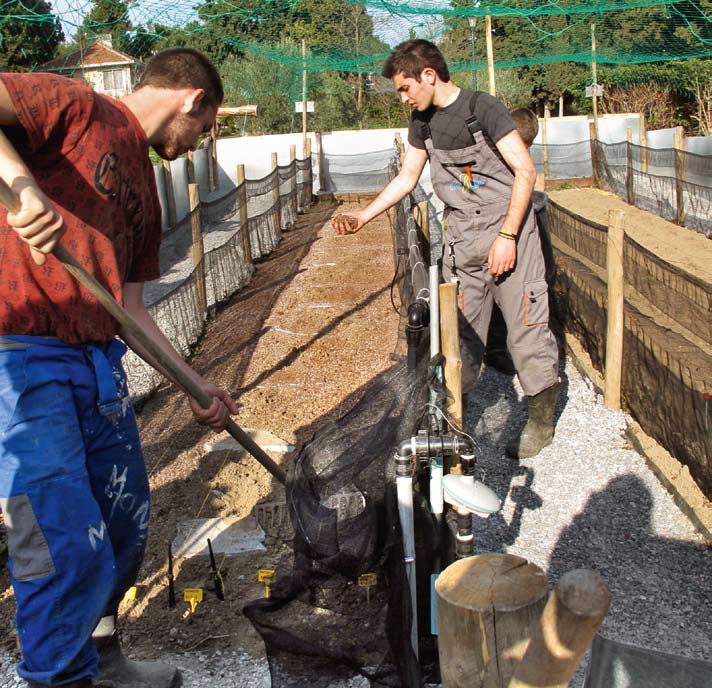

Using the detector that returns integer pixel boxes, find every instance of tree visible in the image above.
[0,0,64,71]
[77,0,132,53]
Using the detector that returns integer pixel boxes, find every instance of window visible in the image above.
[102,69,126,93]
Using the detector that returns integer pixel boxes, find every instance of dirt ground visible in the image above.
[1,185,710,668]
[0,197,401,663]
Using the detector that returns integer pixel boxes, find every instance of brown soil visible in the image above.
[0,197,400,662]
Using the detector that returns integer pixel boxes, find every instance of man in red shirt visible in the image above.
[0,49,237,687]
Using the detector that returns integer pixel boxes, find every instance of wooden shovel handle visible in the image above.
[0,178,286,484]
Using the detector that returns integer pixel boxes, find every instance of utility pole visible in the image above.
[302,39,308,157]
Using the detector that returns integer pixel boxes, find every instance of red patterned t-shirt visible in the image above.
[0,72,162,343]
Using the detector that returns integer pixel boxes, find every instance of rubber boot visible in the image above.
[506,382,560,460]
[94,633,182,688]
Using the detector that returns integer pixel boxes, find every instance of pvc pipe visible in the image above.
[430,458,443,517]
[397,475,418,659]
[429,264,440,358]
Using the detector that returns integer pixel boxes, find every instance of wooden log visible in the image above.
[625,127,634,205]
[237,164,252,262]
[604,209,625,410]
[216,105,257,118]
[439,283,463,430]
[435,553,548,687]
[162,160,177,228]
[674,125,686,226]
[271,152,282,232]
[189,183,207,314]
[508,569,611,688]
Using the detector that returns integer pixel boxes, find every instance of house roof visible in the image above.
[41,41,141,72]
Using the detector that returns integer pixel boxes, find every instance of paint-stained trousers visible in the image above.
[0,336,149,686]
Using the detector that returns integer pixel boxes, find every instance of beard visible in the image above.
[153,114,192,160]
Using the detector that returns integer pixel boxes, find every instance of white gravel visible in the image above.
[2,359,710,687]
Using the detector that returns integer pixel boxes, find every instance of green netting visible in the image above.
[1,0,711,131]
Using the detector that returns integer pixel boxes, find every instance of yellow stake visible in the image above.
[183,588,203,613]
[258,569,276,598]
[358,573,377,604]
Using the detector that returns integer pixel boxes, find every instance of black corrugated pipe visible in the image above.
[406,301,429,370]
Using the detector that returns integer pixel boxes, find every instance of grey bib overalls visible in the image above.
[425,123,558,396]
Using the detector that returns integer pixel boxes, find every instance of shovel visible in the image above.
[0,178,287,485]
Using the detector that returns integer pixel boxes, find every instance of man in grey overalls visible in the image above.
[333,39,560,459]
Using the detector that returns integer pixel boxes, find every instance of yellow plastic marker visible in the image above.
[358,573,377,603]
[184,588,203,613]
[123,586,138,602]
[258,569,276,598]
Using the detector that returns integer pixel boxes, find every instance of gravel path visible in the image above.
[2,357,710,687]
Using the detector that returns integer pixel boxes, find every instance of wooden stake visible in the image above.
[604,209,625,410]
[272,152,282,232]
[435,553,548,688]
[302,39,308,156]
[439,283,463,429]
[639,113,648,174]
[186,150,195,184]
[674,125,686,226]
[626,127,634,205]
[589,122,600,188]
[315,132,325,193]
[162,160,177,228]
[189,183,207,314]
[209,121,218,192]
[508,570,611,688]
[535,173,545,193]
[541,117,549,181]
[485,15,496,96]
[237,164,252,262]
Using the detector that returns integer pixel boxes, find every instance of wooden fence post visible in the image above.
[272,152,282,232]
[439,283,463,430]
[674,125,686,226]
[626,127,634,205]
[162,160,177,228]
[604,209,625,410]
[189,183,207,314]
[394,132,405,166]
[289,144,297,225]
[315,132,326,193]
[186,150,196,184]
[210,121,219,192]
[508,570,611,688]
[435,553,548,687]
[589,121,600,188]
[639,113,648,175]
[237,164,252,262]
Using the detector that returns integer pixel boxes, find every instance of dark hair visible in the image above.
[510,108,539,147]
[137,48,224,109]
[381,39,450,82]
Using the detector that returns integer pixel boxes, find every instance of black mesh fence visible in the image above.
[594,140,712,238]
[124,155,312,399]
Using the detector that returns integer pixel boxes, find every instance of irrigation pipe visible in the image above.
[0,178,287,485]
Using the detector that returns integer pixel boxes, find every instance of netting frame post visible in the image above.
[189,182,208,315]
